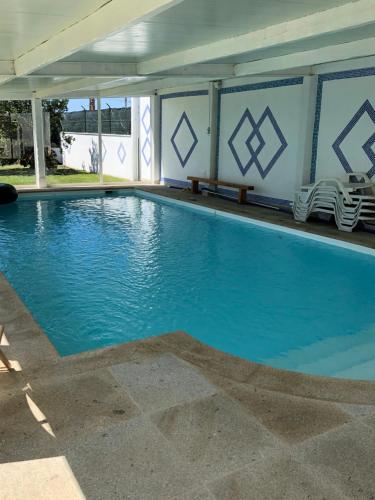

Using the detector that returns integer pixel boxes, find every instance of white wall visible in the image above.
[139,97,152,180]
[313,67,375,182]
[218,78,304,204]
[158,61,375,208]
[62,133,133,180]
[160,90,210,185]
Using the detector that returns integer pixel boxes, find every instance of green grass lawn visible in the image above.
[0,164,127,186]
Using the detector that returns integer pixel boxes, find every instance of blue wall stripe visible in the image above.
[220,77,303,95]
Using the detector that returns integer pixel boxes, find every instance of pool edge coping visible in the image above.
[134,189,375,258]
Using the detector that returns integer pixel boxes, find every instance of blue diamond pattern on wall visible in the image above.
[141,104,151,135]
[228,106,287,179]
[170,111,198,167]
[332,99,375,178]
[142,137,151,166]
[102,141,107,162]
[141,103,151,168]
[117,143,126,164]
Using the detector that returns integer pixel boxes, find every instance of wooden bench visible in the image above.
[187,176,254,204]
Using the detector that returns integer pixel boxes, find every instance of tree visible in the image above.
[41,99,69,147]
[0,98,69,146]
[0,99,72,168]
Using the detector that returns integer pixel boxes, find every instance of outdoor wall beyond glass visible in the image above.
[51,97,132,185]
[0,101,46,186]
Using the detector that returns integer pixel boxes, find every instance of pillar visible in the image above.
[31,96,46,188]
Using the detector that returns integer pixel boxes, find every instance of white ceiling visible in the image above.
[64,0,356,62]
[0,0,107,60]
[0,0,374,99]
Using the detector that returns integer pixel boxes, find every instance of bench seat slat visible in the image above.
[187,176,253,190]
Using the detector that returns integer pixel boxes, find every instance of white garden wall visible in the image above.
[62,133,133,180]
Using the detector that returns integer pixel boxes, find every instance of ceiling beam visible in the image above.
[0,61,16,85]
[155,64,235,78]
[14,0,183,77]
[0,61,14,77]
[138,0,375,74]
[34,77,119,98]
[33,62,139,78]
[100,76,211,97]
[0,91,33,100]
[31,61,235,78]
[235,37,375,77]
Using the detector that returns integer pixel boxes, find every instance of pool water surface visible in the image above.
[0,191,374,379]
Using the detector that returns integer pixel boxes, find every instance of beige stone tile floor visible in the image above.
[1,187,375,499]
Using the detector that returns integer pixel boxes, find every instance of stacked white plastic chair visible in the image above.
[293,173,375,232]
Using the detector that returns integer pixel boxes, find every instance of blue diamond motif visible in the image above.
[142,137,151,167]
[142,104,151,135]
[228,109,263,176]
[246,107,287,179]
[332,99,375,179]
[228,107,287,179]
[117,143,126,164]
[171,111,198,168]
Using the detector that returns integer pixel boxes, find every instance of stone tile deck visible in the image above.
[1,270,375,499]
[1,187,375,498]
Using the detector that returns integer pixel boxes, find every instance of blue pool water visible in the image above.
[0,191,374,379]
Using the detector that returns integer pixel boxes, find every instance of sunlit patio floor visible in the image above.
[1,267,375,499]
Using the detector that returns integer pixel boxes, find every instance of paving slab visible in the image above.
[208,450,348,500]
[110,353,218,412]
[226,383,350,443]
[151,392,281,480]
[0,389,60,464]
[27,369,140,440]
[171,487,217,500]
[61,416,198,500]
[296,420,375,499]
[338,402,375,417]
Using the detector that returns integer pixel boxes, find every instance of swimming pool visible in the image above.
[1,190,374,380]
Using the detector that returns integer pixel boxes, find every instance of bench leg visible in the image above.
[191,179,199,194]
[238,188,247,204]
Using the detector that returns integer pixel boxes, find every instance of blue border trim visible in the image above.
[159,90,209,180]
[220,77,303,95]
[216,77,303,176]
[310,66,375,183]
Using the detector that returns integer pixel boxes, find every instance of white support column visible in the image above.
[208,81,220,182]
[97,95,104,184]
[131,97,140,181]
[295,76,318,191]
[31,96,46,188]
[150,94,161,183]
